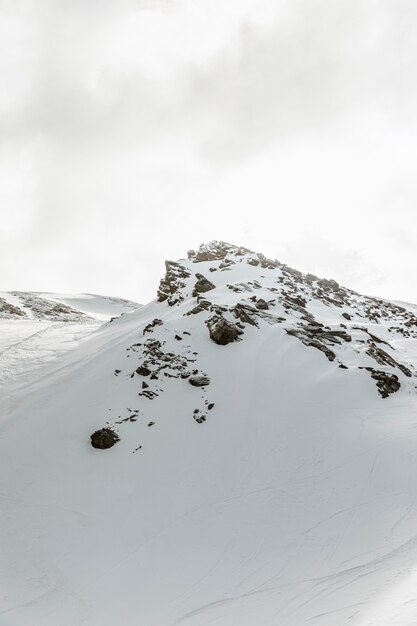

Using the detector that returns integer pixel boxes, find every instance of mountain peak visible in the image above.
[154,241,417,400]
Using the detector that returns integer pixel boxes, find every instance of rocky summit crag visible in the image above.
[102,241,417,443]
[151,240,416,396]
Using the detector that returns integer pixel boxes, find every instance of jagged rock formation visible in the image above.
[149,241,417,408]
[206,314,243,345]
[98,240,417,446]
[157,261,191,305]
[192,274,215,297]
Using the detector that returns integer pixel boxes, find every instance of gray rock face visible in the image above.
[192,274,215,297]
[366,344,412,377]
[188,241,252,263]
[365,368,401,398]
[157,261,191,305]
[188,375,210,387]
[90,428,120,449]
[255,299,269,310]
[206,315,243,345]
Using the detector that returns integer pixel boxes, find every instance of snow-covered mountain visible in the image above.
[1,241,417,626]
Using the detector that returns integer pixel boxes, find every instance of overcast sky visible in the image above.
[1,0,416,304]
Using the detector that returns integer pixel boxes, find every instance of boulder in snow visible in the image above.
[90,428,120,449]
[206,314,243,345]
[188,375,210,387]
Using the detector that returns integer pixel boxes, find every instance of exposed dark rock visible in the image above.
[342,312,352,320]
[206,314,243,345]
[366,344,412,377]
[207,403,214,410]
[143,318,163,334]
[148,421,155,427]
[286,328,337,362]
[256,299,269,310]
[157,261,191,305]
[364,368,401,398]
[141,390,158,399]
[90,428,120,449]
[232,303,258,326]
[189,241,252,263]
[192,274,215,297]
[136,365,151,376]
[185,299,211,315]
[285,295,306,308]
[175,335,183,340]
[189,375,210,387]
[365,332,391,346]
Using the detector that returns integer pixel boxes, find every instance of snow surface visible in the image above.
[0,292,141,413]
[0,243,417,626]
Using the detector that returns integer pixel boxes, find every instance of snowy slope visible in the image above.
[0,242,417,626]
[0,292,141,410]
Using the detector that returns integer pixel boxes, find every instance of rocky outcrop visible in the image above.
[286,324,352,362]
[157,261,191,305]
[366,344,412,378]
[206,314,243,345]
[192,274,215,297]
[364,368,401,398]
[232,303,259,326]
[143,319,163,335]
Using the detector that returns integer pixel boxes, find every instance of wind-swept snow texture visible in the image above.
[1,242,417,626]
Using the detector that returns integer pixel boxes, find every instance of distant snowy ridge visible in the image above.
[0,291,141,322]
[0,291,141,406]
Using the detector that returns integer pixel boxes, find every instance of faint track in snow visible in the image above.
[0,321,101,406]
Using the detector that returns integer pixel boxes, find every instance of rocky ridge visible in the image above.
[103,241,417,449]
